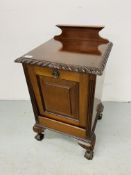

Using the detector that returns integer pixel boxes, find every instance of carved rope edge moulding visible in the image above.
[15,42,113,76]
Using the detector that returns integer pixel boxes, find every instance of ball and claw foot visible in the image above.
[97,113,103,120]
[35,133,44,141]
[97,103,104,120]
[84,150,94,160]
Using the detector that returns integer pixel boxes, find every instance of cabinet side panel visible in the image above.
[95,73,105,100]
[22,64,39,123]
[86,75,96,136]
[91,73,105,129]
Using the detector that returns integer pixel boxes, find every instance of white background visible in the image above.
[0,0,131,101]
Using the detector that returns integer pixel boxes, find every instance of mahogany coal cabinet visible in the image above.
[15,25,113,160]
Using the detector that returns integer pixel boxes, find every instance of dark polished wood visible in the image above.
[15,25,113,160]
[15,25,113,75]
[54,25,109,54]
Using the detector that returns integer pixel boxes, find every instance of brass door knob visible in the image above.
[52,68,60,78]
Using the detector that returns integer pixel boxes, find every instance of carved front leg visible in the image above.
[97,103,104,120]
[78,134,96,160]
[33,124,45,141]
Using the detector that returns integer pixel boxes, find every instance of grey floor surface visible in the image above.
[0,101,131,175]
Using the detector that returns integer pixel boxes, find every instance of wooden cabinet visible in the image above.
[15,25,113,160]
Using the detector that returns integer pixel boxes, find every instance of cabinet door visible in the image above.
[39,76,79,119]
[27,65,89,127]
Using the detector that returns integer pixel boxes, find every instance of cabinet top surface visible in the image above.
[15,25,113,75]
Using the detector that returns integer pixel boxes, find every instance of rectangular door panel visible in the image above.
[38,76,79,119]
